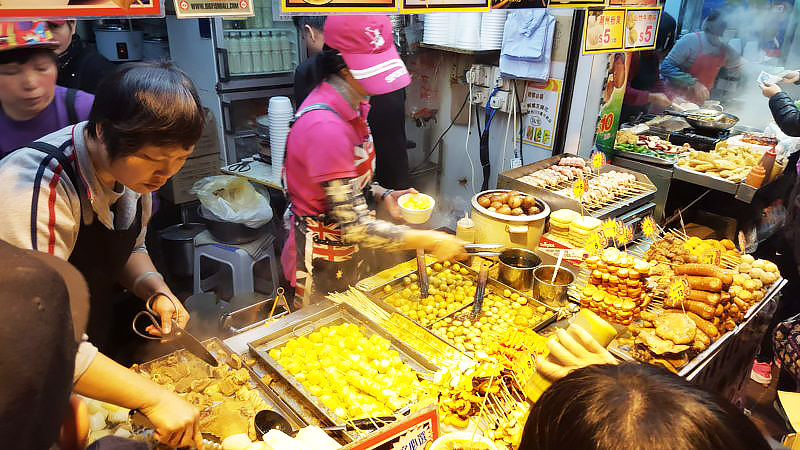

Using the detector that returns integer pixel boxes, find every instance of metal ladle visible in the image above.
[254,410,400,437]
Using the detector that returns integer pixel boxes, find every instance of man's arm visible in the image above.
[660,37,699,88]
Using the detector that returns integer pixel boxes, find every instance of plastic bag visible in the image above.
[765,121,800,157]
[190,176,272,228]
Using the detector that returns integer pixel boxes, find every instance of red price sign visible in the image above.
[624,8,661,50]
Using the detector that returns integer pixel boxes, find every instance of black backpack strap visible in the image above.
[26,141,79,189]
[65,88,78,125]
[288,103,339,127]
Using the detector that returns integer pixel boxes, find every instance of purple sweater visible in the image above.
[0,86,94,156]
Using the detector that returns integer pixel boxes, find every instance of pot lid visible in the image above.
[161,223,206,240]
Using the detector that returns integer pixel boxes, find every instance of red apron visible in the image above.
[667,32,727,104]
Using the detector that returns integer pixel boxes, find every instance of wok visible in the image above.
[664,109,739,131]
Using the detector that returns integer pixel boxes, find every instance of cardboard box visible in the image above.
[160,153,221,204]
[192,108,220,159]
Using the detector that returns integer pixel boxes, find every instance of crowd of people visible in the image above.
[0,12,799,450]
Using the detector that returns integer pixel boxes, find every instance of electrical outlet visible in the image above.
[490,90,510,112]
[470,64,493,87]
[471,86,490,105]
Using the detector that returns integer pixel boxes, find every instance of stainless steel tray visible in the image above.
[614,149,678,167]
[247,304,438,429]
[672,163,740,194]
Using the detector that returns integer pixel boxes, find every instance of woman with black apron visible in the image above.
[281,15,465,305]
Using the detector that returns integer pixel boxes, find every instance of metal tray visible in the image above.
[358,256,437,293]
[672,163,740,194]
[247,304,438,430]
[132,337,296,434]
[614,149,679,167]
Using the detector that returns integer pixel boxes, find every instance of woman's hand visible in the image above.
[139,390,203,450]
[779,70,800,84]
[537,325,617,382]
[760,82,782,98]
[384,188,418,221]
[146,292,190,337]
[404,230,467,261]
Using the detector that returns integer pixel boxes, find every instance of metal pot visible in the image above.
[498,248,541,291]
[199,206,268,244]
[664,109,739,131]
[470,190,550,250]
[532,265,575,308]
[159,223,206,277]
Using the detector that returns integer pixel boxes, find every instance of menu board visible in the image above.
[0,0,162,18]
[623,7,661,50]
[583,8,627,53]
[548,0,606,8]
[175,0,254,18]
[521,79,563,150]
[583,6,661,54]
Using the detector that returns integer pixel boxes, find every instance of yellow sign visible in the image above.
[584,8,626,54]
[282,0,398,13]
[592,152,606,169]
[701,249,722,266]
[584,231,607,256]
[619,225,634,245]
[624,7,662,51]
[603,219,617,236]
[614,220,626,240]
[573,177,588,198]
[641,216,656,238]
[669,277,688,303]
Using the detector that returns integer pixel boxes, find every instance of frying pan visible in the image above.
[664,109,739,131]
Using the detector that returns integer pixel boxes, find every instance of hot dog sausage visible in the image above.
[686,312,720,338]
[686,276,722,292]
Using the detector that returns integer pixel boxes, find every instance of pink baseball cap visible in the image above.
[324,15,410,96]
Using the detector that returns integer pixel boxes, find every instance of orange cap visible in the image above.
[0,21,59,53]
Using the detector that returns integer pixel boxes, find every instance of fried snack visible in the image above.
[579,248,651,325]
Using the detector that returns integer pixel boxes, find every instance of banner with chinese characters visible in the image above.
[584,8,626,53]
[282,0,397,13]
[623,7,661,50]
[594,52,629,151]
[346,405,439,450]
[549,0,606,8]
[175,0,253,18]
[400,0,489,13]
[521,79,562,150]
[0,0,162,18]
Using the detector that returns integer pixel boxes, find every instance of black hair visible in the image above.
[656,12,677,52]
[0,47,56,65]
[86,61,204,160]
[519,363,772,450]
[292,15,327,33]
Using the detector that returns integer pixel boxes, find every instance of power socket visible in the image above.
[489,90,510,112]
[471,86,490,105]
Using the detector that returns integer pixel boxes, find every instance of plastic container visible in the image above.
[456,216,475,243]
[761,145,777,184]
[398,193,435,224]
[745,165,766,188]
[430,432,497,450]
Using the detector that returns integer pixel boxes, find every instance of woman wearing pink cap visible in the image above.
[282,14,465,303]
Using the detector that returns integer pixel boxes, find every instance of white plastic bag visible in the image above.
[190,176,272,228]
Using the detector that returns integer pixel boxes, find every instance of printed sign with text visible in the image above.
[521,79,562,149]
[346,406,439,450]
[282,0,397,13]
[401,0,489,12]
[623,7,661,50]
[176,0,254,18]
[0,0,162,18]
[584,8,626,53]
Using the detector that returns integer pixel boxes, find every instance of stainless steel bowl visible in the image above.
[532,265,575,307]
[498,248,541,291]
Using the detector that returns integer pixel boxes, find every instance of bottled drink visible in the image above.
[269,32,281,72]
[227,32,241,74]
[260,32,272,72]
[240,32,253,74]
[251,33,263,72]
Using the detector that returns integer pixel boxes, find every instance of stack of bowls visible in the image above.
[480,10,508,50]
[454,12,482,50]
[422,13,449,46]
[267,96,294,180]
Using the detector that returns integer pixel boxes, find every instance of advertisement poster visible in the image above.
[0,0,162,18]
[549,0,605,8]
[521,79,562,150]
[609,0,656,6]
[401,0,489,12]
[281,0,397,13]
[583,8,626,53]
[175,0,253,18]
[623,7,661,50]
[489,0,546,9]
[594,52,629,151]
[345,406,439,450]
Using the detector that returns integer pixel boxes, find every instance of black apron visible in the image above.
[27,141,143,354]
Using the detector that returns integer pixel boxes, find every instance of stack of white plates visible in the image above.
[422,13,449,46]
[454,12,482,50]
[480,10,508,50]
[267,96,294,180]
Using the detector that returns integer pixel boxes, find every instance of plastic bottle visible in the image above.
[227,32,241,75]
[745,165,766,188]
[761,145,777,184]
[240,32,253,74]
[279,32,291,71]
[455,215,475,243]
[259,32,272,73]
[269,32,281,72]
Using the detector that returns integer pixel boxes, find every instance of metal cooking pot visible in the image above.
[664,109,739,131]
[498,248,541,291]
[199,206,269,244]
[532,265,575,308]
[159,223,206,277]
[470,190,550,250]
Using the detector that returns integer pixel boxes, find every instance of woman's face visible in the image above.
[107,144,194,193]
[0,53,57,121]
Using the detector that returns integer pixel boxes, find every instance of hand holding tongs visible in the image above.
[132,293,218,366]
[465,242,504,258]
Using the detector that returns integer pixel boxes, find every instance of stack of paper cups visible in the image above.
[267,96,294,179]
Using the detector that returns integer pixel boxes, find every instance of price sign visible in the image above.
[738,230,747,253]
[619,225,634,245]
[615,220,626,240]
[624,8,661,50]
[584,9,627,53]
[584,231,607,256]
[669,277,689,303]
[702,249,722,266]
[573,177,588,198]
[641,216,656,238]
[592,152,607,169]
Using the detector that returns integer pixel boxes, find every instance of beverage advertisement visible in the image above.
[0,0,162,18]
[594,52,629,151]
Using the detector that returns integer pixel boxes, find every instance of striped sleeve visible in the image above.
[0,148,82,259]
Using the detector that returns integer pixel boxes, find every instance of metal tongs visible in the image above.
[416,249,430,297]
[465,242,503,258]
[471,262,491,320]
[132,293,218,366]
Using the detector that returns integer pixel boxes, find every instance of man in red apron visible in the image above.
[661,10,741,105]
[281,15,465,306]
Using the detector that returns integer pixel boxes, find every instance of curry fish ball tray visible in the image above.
[248,304,438,430]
